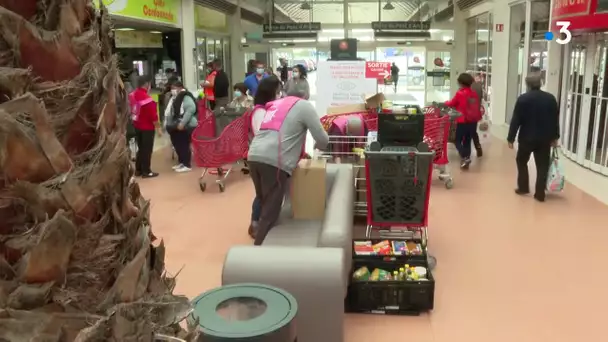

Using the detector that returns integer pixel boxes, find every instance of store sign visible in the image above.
[114,30,163,48]
[371,21,431,31]
[365,62,391,79]
[551,0,591,19]
[263,22,322,32]
[97,0,180,25]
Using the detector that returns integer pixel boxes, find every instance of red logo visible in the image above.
[339,41,348,50]
[433,58,444,67]
[413,56,420,63]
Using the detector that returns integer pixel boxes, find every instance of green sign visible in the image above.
[97,0,180,25]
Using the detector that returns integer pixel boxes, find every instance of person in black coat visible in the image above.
[507,74,560,202]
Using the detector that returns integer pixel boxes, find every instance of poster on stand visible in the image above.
[315,60,377,116]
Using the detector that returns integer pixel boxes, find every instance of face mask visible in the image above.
[292,72,299,78]
[171,89,178,96]
[256,68,265,75]
[234,90,242,98]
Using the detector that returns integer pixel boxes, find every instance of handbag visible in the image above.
[546,147,565,192]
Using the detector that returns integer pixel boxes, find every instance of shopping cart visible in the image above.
[364,142,437,268]
[422,105,454,189]
[191,110,251,192]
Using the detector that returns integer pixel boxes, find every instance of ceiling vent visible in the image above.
[455,0,485,11]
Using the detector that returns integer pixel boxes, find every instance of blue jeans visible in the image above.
[454,122,476,159]
[251,196,261,221]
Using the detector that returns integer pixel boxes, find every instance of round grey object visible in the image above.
[189,283,298,342]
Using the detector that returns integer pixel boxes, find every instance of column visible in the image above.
[180,0,197,91]
[488,0,521,126]
[520,0,533,94]
[544,0,562,98]
[451,6,467,97]
[229,0,245,85]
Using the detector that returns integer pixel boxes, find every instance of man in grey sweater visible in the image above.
[248,98,329,245]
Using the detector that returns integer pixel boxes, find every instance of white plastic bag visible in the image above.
[546,148,565,192]
[477,117,491,146]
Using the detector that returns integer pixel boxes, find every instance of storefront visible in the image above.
[554,0,608,176]
[194,5,231,87]
[466,12,493,119]
[99,0,182,98]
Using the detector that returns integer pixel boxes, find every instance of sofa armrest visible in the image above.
[320,164,354,281]
[222,246,345,342]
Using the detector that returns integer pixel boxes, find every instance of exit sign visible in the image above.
[495,24,504,32]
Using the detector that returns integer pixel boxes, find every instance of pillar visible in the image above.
[488,0,522,126]
[451,6,467,97]
[544,0,562,98]
[180,0,197,91]
[520,0,533,94]
[229,0,245,84]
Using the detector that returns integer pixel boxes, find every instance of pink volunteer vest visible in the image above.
[128,91,154,122]
[258,96,301,131]
[332,114,366,136]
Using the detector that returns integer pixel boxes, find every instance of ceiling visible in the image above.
[272,0,435,24]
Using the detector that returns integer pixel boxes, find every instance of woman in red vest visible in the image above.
[202,62,217,109]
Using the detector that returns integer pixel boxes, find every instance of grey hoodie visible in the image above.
[247,100,329,175]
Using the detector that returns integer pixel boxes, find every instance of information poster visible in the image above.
[315,60,377,116]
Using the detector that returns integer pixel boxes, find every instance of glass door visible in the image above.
[563,39,587,161]
[425,51,451,105]
[195,37,207,85]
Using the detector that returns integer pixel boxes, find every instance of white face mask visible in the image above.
[292,71,299,78]
[171,89,178,96]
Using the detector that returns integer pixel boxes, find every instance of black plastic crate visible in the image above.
[365,146,434,225]
[346,259,434,315]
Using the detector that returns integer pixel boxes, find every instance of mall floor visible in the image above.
[142,134,608,341]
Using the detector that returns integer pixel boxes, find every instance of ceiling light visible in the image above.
[300,2,311,10]
[114,28,135,31]
[150,31,162,34]
[383,2,395,10]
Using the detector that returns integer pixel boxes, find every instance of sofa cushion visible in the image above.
[262,220,322,247]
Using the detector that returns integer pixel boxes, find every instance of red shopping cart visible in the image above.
[422,106,452,188]
[191,111,250,192]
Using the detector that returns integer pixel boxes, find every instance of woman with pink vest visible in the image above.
[247,76,329,245]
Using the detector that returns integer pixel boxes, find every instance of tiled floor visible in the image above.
[141,136,608,341]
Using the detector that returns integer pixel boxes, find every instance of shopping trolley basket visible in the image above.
[422,106,453,189]
[320,108,379,133]
[318,135,370,216]
[191,111,250,192]
[364,142,435,238]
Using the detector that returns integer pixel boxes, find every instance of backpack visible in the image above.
[128,91,154,122]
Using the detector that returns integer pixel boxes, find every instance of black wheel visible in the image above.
[218,183,225,192]
[199,181,206,192]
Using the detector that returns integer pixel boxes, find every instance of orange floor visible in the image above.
[142,138,608,342]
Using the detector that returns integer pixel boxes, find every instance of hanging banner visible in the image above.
[315,61,377,117]
[114,30,163,48]
[97,0,180,25]
[195,5,228,32]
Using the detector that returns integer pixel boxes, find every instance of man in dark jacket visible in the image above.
[278,58,289,83]
[470,73,484,157]
[212,59,230,109]
[507,75,560,202]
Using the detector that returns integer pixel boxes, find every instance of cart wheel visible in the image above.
[199,180,207,192]
[445,178,454,189]
[218,183,225,192]
[438,175,446,181]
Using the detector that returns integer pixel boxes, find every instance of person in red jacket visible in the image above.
[130,76,161,178]
[444,73,482,169]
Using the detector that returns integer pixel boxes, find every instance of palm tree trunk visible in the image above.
[0,0,195,340]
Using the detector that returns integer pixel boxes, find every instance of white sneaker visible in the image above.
[172,163,183,170]
[175,166,192,173]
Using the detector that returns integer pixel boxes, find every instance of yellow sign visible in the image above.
[194,5,228,32]
[98,0,180,25]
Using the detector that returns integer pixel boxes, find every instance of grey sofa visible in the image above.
[222,163,354,342]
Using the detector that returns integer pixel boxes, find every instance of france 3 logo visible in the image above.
[545,21,572,45]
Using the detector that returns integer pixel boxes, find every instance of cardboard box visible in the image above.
[291,159,327,220]
[326,93,385,116]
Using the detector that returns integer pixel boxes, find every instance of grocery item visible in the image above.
[391,241,406,255]
[406,241,423,255]
[414,266,427,279]
[370,268,392,281]
[398,267,405,280]
[372,240,391,255]
[352,267,371,281]
[353,241,373,255]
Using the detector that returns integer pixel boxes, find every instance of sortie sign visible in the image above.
[365,62,391,79]
[551,0,591,19]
